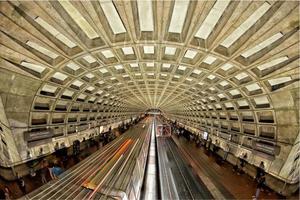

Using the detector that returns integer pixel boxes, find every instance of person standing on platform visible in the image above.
[16,174,26,195]
[253,174,266,200]
[223,143,230,161]
[40,160,48,184]
[4,186,11,200]
[255,161,265,181]
[0,188,6,200]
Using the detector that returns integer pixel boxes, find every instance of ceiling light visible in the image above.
[220,2,271,48]
[168,0,189,33]
[241,32,283,58]
[220,63,233,71]
[195,0,230,39]
[137,0,154,31]
[99,0,126,34]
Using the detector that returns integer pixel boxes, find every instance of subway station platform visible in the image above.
[0,1,299,199]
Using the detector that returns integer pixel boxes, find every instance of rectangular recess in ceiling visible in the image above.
[220,63,233,71]
[168,0,190,33]
[137,0,154,31]
[241,32,283,58]
[184,50,197,59]
[245,83,260,91]
[143,46,154,54]
[122,47,134,55]
[257,56,288,71]
[268,77,291,86]
[53,72,68,81]
[35,17,77,48]
[195,0,230,39]
[165,47,176,55]
[26,41,58,59]
[20,61,46,73]
[67,62,80,71]
[220,2,271,48]
[101,50,114,58]
[83,55,97,63]
[203,55,217,64]
[58,0,99,39]
[99,0,126,34]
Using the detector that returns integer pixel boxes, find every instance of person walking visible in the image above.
[16,174,26,195]
[40,160,48,184]
[253,174,266,200]
[255,161,265,180]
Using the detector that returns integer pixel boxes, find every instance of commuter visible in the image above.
[255,161,265,181]
[237,153,247,175]
[49,163,64,180]
[4,186,11,200]
[0,188,5,200]
[253,174,266,200]
[16,174,26,194]
[223,143,230,161]
[40,160,48,184]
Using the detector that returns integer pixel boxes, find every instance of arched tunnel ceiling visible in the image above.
[0,0,299,139]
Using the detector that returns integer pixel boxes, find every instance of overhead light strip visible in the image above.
[99,0,126,34]
[220,2,271,48]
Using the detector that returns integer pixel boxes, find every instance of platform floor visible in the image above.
[172,135,286,200]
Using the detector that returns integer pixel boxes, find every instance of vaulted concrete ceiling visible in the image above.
[0,0,299,152]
